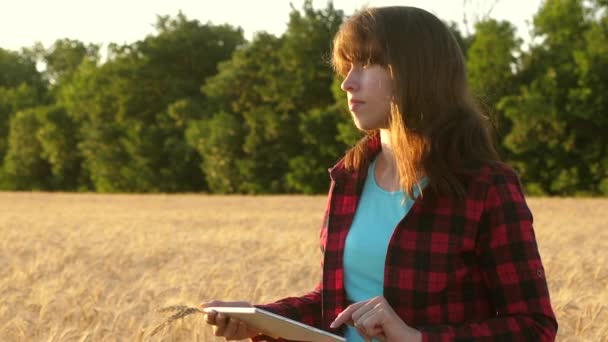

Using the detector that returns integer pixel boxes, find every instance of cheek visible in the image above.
[380,82,393,116]
[380,80,392,99]
[374,93,392,119]
[370,78,392,103]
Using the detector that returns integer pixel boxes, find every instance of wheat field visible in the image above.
[0,192,606,341]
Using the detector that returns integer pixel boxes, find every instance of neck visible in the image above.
[374,129,400,190]
[378,129,396,169]
[377,129,426,182]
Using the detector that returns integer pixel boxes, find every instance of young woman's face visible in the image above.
[340,63,392,130]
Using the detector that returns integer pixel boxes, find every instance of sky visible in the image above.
[0,0,544,53]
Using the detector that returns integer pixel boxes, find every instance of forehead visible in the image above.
[332,22,387,77]
[333,19,383,61]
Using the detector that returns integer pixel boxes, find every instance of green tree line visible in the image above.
[0,0,606,195]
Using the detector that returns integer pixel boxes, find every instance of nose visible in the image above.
[340,69,358,92]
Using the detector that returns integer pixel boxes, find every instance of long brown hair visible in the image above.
[331,6,500,198]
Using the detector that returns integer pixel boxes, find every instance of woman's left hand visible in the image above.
[330,296,422,342]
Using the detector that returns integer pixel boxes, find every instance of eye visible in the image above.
[352,61,368,69]
[360,59,378,69]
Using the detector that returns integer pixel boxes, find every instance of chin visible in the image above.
[351,112,388,131]
[352,118,382,131]
[352,121,369,131]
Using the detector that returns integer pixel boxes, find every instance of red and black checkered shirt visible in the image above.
[254,134,557,341]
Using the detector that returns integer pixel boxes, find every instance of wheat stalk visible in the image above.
[158,305,191,313]
[151,305,204,337]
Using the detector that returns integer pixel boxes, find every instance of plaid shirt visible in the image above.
[254,134,557,341]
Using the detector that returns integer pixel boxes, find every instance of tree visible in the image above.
[281,0,345,192]
[0,48,47,175]
[29,39,100,86]
[566,0,608,194]
[58,56,137,192]
[286,104,348,193]
[196,1,345,193]
[446,21,474,57]
[498,0,606,195]
[0,48,44,90]
[2,108,51,190]
[461,0,500,36]
[57,14,244,192]
[119,13,244,192]
[186,111,244,193]
[198,32,284,193]
[36,105,84,190]
[466,19,521,158]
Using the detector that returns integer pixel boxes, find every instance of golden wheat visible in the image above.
[0,192,606,341]
[152,306,203,337]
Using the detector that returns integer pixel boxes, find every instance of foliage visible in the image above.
[0,1,606,195]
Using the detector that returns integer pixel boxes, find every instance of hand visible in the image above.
[330,296,421,342]
[201,300,261,341]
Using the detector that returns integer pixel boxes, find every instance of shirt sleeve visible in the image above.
[250,286,322,342]
[417,166,558,341]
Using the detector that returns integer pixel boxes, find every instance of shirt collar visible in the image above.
[328,132,382,183]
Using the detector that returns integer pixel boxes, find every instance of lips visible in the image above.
[349,99,365,111]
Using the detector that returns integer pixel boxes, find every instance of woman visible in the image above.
[203,6,557,341]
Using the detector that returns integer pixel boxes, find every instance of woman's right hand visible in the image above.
[201,300,261,341]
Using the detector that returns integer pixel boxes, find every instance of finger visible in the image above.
[359,306,385,333]
[356,323,383,342]
[355,324,372,342]
[331,301,367,328]
[223,317,240,340]
[235,321,249,339]
[351,297,384,323]
[246,323,262,337]
[358,305,381,326]
[359,306,391,341]
[345,297,382,326]
[204,311,217,325]
[213,313,227,336]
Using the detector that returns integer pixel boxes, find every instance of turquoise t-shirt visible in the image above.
[343,157,425,342]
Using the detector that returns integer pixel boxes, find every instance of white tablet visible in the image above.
[203,306,345,342]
